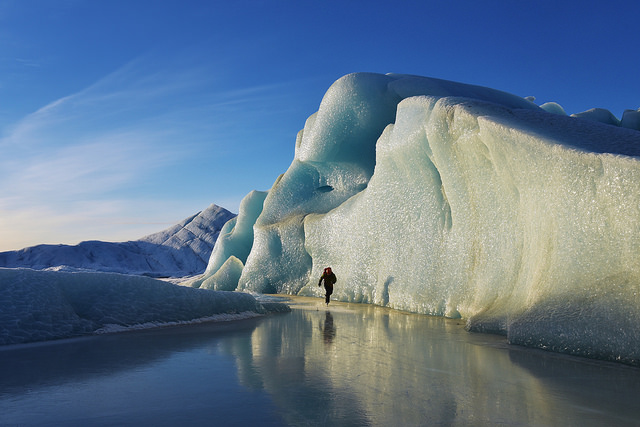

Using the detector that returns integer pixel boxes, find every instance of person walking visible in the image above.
[318,267,337,306]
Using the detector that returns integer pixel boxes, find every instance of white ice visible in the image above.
[0,267,272,345]
[197,72,640,365]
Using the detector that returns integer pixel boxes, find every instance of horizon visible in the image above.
[1,0,639,252]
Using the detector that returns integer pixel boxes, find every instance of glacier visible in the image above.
[189,190,268,291]
[194,72,640,365]
[0,204,236,277]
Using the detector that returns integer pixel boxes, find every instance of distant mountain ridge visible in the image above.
[0,204,236,278]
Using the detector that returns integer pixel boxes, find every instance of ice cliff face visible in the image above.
[196,72,640,365]
[0,204,235,277]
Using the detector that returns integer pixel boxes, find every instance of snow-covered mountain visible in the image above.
[0,204,236,278]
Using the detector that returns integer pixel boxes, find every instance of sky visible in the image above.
[0,0,638,252]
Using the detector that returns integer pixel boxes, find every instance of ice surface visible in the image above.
[539,101,567,115]
[189,191,267,290]
[0,267,279,345]
[303,96,640,364]
[0,204,235,277]
[621,109,640,130]
[196,72,640,365]
[235,73,540,294]
[3,297,640,426]
[199,256,245,291]
[571,107,621,126]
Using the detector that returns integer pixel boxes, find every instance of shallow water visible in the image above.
[1,296,639,426]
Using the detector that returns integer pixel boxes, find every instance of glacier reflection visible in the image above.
[1,296,639,426]
[231,297,640,426]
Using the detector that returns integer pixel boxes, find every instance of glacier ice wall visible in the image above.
[188,190,267,290]
[201,73,640,364]
[236,73,539,294]
[303,95,640,364]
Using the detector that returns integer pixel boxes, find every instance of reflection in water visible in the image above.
[320,310,336,344]
[1,296,640,426]
[0,319,286,426]
[230,297,640,426]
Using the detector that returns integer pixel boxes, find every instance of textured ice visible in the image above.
[0,204,235,277]
[188,191,267,290]
[196,72,640,365]
[621,109,640,130]
[242,73,539,294]
[571,107,621,126]
[539,102,567,115]
[0,268,278,345]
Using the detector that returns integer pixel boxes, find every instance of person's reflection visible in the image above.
[320,310,336,344]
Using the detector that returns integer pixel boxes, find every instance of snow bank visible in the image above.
[0,268,287,346]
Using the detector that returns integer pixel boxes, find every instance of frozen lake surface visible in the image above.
[1,295,639,426]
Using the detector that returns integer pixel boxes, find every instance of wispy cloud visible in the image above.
[6,132,167,199]
[0,55,215,250]
[0,197,192,250]
[0,50,304,251]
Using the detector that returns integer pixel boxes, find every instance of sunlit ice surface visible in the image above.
[194,73,640,366]
[1,296,639,426]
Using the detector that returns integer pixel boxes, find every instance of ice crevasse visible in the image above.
[194,72,640,365]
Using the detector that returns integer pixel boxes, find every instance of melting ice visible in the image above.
[195,72,640,365]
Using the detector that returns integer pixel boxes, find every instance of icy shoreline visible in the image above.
[0,267,289,346]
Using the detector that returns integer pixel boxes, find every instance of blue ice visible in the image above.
[0,268,274,345]
[196,73,640,365]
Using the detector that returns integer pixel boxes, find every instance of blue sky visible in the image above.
[1,0,638,251]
